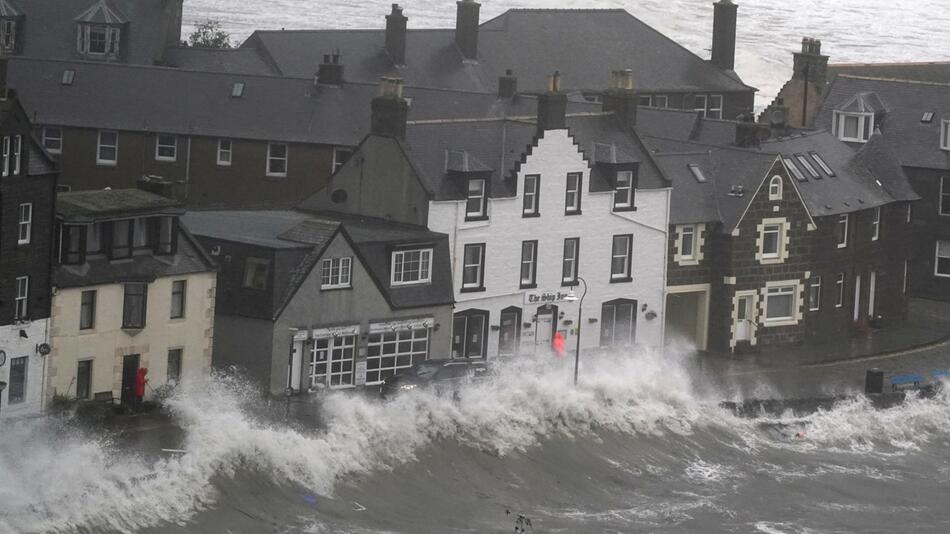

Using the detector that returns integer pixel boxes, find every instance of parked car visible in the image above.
[380,359,490,398]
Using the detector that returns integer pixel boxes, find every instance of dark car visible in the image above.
[380,359,489,398]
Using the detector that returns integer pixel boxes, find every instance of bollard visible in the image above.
[865,368,884,395]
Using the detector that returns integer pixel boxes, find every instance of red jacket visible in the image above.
[135,368,148,397]
[553,332,566,358]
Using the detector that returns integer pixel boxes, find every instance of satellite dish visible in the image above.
[37,343,51,356]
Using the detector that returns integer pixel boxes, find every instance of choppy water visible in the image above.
[182,0,950,107]
[3,350,950,533]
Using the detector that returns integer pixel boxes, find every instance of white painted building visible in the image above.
[0,320,50,419]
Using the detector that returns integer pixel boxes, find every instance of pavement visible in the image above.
[692,298,950,400]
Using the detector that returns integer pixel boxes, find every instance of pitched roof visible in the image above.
[242,8,754,94]
[183,209,454,319]
[57,188,183,222]
[828,62,950,85]
[816,75,950,171]
[12,0,171,64]
[0,0,22,17]
[7,58,599,147]
[163,47,281,76]
[401,112,669,203]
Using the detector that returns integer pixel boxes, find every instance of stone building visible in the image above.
[47,188,216,405]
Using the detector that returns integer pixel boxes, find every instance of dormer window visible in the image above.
[832,111,873,143]
[613,170,634,211]
[940,120,950,151]
[77,24,121,58]
[0,18,16,53]
[465,178,487,220]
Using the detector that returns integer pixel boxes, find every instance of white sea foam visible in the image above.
[2,349,950,532]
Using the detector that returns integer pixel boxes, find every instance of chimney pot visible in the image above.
[537,71,567,135]
[498,69,518,99]
[372,77,408,138]
[603,69,638,128]
[317,52,345,86]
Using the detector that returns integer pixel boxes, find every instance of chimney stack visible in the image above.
[734,112,762,147]
[455,0,481,61]
[316,51,344,86]
[385,4,408,66]
[371,77,408,138]
[710,0,738,71]
[793,37,829,88]
[498,69,517,99]
[602,69,638,129]
[536,71,567,135]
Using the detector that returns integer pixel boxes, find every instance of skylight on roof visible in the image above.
[783,157,807,182]
[922,112,935,123]
[795,153,820,179]
[687,164,707,183]
[230,82,245,98]
[61,69,75,86]
[808,151,836,177]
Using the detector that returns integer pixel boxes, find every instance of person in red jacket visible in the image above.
[135,367,148,411]
[552,331,566,358]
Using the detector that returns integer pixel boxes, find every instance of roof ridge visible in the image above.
[831,60,950,67]
[836,74,950,88]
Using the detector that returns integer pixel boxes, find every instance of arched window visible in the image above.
[768,175,783,201]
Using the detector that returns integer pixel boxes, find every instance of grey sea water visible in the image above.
[3,350,950,533]
[183,0,950,107]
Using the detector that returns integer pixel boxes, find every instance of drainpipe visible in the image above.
[184,136,192,201]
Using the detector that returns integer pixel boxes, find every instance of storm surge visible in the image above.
[2,351,950,533]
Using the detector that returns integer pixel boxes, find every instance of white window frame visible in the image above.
[833,111,873,143]
[217,138,232,166]
[465,178,487,219]
[523,174,539,216]
[763,282,801,326]
[809,152,835,177]
[0,18,16,51]
[871,206,881,241]
[78,24,120,57]
[391,248,433,286]
[654,95,669,109]
[17,203,32,245]
[768,175,782,201]
[565,172,582,214]
[610,234,632,280]
[461,243,485,290]
[365,327,429,385]
[707,95,723,119]
[941,120,950,151]
[761,224,782,259]
[693,94,708,116]
[155,134,177,162]
[562,238,579,284]
[808,276,821,312]
[14,275,28,320]
[614,170,634,209]
[520,240,537,288]
[320,257,352,289]
[332,146,353,173]
[2,135,9,176]
[680,225,695,259]
[940,176,950,217]
[242,258,270,290]
[903,260,909,294]
[12,134,21,175]
[266,142,288,177]
[96,130,118,166]
[936,240,950,278]
[784,157,806,182]
[836,214,849,248]
[42,126,63,154]
[907,202,913,223]
[835,273,846,308]
[795,154,820,179]
[756,218,788,264]
[674,224,705,266]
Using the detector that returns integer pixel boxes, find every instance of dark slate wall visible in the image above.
[905,167,950,302]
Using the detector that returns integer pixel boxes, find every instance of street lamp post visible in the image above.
[565,276,588,386]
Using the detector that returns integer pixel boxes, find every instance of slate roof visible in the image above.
[163,47,281,76]
[57,189,184,222]
[7,58,599,147]
[10,0,171,64]
[242,8,754,94]
[183,209,454,320]
[816,75,950,171]
[828,62,950,85]
[644,129,917,229]
[401,112,669,203]
[0,0,22,17]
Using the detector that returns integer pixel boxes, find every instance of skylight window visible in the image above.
[795,153,820,179]
[809,152,835,177]
[61,69,75,85]
[922,112,935,123]
[687,164,707,183]
[783,158,807,182]
[230,82,245,98]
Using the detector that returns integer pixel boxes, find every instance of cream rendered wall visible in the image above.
[427,128,670,358]
[0,320,50,419]
[48,272,216,401]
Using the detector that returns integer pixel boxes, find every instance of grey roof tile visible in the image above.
[828,62,950,85]
[57,188,183,222]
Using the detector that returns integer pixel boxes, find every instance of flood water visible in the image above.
[3,350,950,533]
[183,0,950,107]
